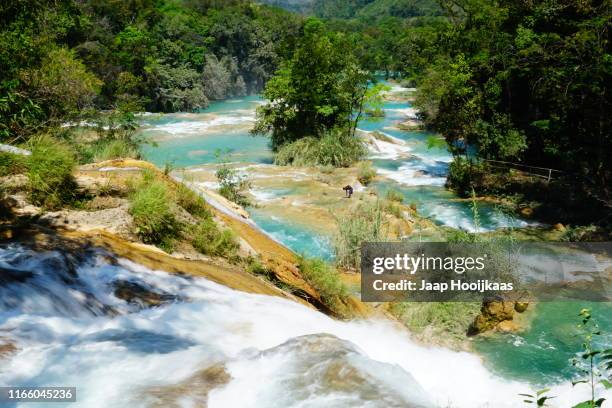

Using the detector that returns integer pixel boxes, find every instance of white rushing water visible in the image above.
[0,245,596,408]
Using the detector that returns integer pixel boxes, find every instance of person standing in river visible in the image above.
[343,185,353,198]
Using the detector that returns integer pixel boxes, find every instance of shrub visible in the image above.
[129,178,181,250]
[174,183,212,219]
[389,302,481,342]
[297,256,349,315]
[92,139,139,162]
[0,185,11,220]
[22,48,101,119]
[216,165,251,207]
[274,129,367,168]
[26,135,77,209]
[560,224,598,242]
[357,161,376,185]
[0,152,27,177]
[333,201,385,270]
[447,156,487,197]
[385,189,404,203]
[191,219,239,258]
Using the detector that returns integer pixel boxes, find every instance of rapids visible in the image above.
[0,245,601,408]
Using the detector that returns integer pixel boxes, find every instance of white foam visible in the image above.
[250,189,280,202]
[386,107,418,119]
[0,246,602,408]
[378,167,447,187]
[144,114,255,136]
[363,132,413,160]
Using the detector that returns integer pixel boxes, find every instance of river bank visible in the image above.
[1,81,609,407]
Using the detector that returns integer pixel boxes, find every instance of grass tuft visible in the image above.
[297,256,349,315]
[357,161,376,185]
[385,189,404,203]
[0,152,28,177]
[191,219,239,258]
[26,135,77,209]
[128,176,181,250]
[333,201,385,270]
[92,139,139,162]
[175,182,212,219]
[275,130,367,168]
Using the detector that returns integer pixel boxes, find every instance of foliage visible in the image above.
[356,161,376,185]
[128,175,182,251]
[412,0,611,188]
[0,152,27,177]
[26,135,77,209]
[145,62,209,112]
[570,309,611,408]
[252,17,374,149]
[1,0,303,142]
[174,182,212,219]
[446,156,488,197]
[363,83,391,118]
[21,48,102,121]
[389,302,480,342]
[274,129,367,167]
[216,165,252,207]
[297,256,349,314]
[560,225,599,243]
[0,86,44,142]
[333,200,385,270]
[70,110,143,164]
[191,219,239,258]
[519,388,555,407]
[91,139,139,162]
[385,188,404,203]
[202,54,247,100]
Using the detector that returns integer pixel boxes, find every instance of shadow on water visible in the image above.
[86,329,196,354]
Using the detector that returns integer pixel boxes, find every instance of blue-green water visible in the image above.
[140,96,273,167]
[250,210,334,260]
[474,302,612,385]
[139,88,610,387]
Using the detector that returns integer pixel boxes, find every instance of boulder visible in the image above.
[514,301,529,313]
[553,223,566,232]
[468,298,516,336]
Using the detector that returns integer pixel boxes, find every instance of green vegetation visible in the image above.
[519,388,554,407]
[521,308,611,407]
[570,309,611,407]
[389,302,480,343]
[252,17,384,167]
[262,0,441,20]
[26,135,77,209]
[127,171,239,255]
[90,140,138,163]
[357,161,377,185]
[128,175,182,250]
[446,157,488,196]
[408,0,610,195]
[0,152,27,177]
[175,182,212,219]
[385,189,404,203]
[216,165,252,207]
[274,130,367,167]
[191,219,239,259]
[1,0,303,144]
[297,256,349,315]
[333,200,385,270]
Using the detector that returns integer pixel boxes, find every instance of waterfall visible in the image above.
[0,245,598,407]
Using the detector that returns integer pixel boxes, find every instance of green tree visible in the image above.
[21,48,102,121]
[252,18,373,149]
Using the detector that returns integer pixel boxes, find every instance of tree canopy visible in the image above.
[252,18,372,149]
